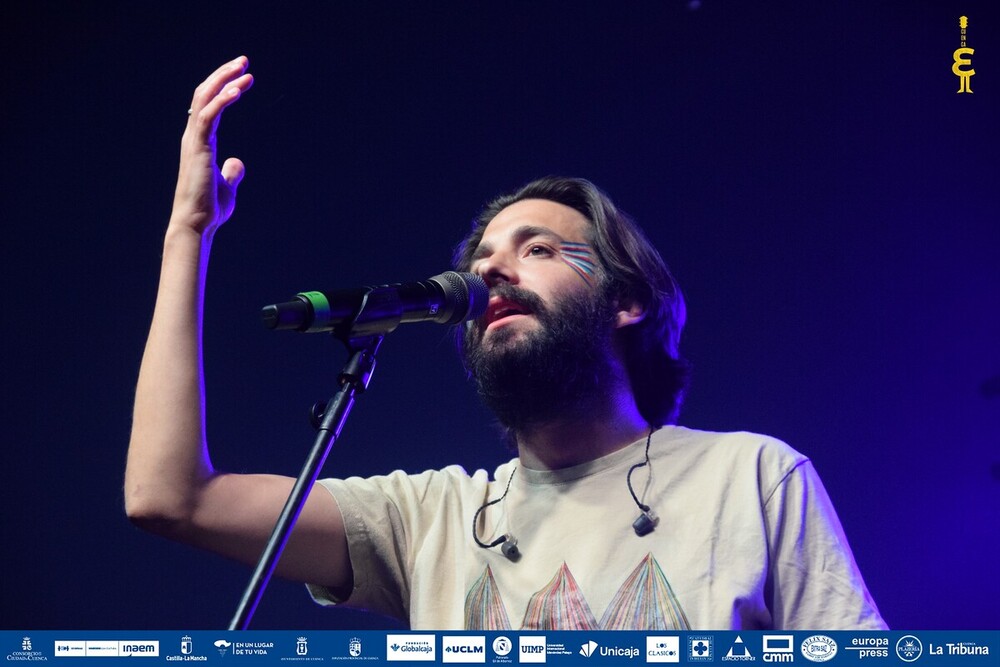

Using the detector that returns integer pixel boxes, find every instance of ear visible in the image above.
[614,297,646,329]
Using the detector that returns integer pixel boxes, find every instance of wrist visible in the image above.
[162,221,214,265]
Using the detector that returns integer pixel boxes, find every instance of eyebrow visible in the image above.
[470,225,567,263]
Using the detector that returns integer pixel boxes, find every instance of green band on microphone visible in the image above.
[298,291,331,332]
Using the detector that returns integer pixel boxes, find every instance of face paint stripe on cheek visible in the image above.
[562,260,596,279]
[561,250,596,266]
[559,243,597,285]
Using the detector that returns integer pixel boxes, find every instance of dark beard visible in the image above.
[462,283,619,433]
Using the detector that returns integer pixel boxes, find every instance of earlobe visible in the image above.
[615,299,646,329]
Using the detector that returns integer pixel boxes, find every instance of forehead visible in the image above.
[479,198,592,247]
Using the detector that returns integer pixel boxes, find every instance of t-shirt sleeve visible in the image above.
[305,473,412,621]
[763,458,888,629]
[305,465,487,624]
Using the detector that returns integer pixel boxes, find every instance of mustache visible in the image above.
[465,283,548,343]
[487,283,547,316]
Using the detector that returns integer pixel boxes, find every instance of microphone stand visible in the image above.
[228,298,389,629]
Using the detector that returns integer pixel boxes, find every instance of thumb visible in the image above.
[221,157,246,189]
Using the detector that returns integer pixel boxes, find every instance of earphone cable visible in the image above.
[472,465,518,549]
[626,428,654,512]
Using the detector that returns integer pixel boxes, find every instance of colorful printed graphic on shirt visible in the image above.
[465,565,512,629]
[522,563,599,629]
[464,553,690,630]
[599,553,691,630]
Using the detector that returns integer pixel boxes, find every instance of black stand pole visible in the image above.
[228,334,384,630]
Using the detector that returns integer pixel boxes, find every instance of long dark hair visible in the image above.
[453,176,690,425]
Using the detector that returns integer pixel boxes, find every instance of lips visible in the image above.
[483,295,533,328]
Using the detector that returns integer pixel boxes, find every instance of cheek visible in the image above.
[557,245,598,286]
[561,257,597,285]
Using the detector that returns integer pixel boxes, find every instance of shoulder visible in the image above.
[318,460,516,503]
[656,425,806,459]
[653,425,811,491]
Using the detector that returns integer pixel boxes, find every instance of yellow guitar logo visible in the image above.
[953,16,974,94]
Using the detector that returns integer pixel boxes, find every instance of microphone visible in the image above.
[262,271,488,336]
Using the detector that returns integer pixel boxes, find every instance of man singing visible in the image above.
[126,57,886,630]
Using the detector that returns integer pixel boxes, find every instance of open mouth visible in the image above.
[483,296,533,329]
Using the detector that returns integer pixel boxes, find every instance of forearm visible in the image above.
[123,59,352,591]
[125,222,216,526]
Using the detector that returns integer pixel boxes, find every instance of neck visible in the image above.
[514,392,649,470]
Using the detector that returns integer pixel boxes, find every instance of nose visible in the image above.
[475,251,518,288]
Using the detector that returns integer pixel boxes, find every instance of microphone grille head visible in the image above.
[432,271,489,324]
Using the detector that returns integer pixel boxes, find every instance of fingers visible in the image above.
[187,56,254,135]
[221,157,246,188]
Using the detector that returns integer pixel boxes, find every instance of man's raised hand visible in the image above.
[171,56,254,235]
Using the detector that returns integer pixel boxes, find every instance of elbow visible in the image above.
[124,486,194,538]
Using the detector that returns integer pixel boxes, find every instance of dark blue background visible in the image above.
[1,1,996,630]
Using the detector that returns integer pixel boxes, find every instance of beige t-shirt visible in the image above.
[308,426,886,630]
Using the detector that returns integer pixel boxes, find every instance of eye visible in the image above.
[527,244,553,257]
